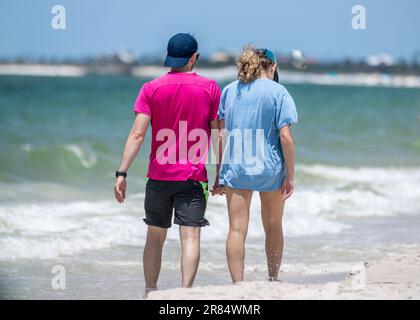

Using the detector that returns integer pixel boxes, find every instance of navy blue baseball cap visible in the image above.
[164,33,198,68]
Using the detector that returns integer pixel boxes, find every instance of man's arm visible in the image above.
[210,119,225,195]
[210,119,221,185]
[279,124,295,200]
[114,113,151,203]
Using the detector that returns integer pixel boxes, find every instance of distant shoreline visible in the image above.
[1,63,420,88]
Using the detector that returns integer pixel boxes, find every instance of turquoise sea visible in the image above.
[1,75,420,299]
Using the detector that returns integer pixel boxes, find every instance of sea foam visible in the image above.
[0,164,419,261]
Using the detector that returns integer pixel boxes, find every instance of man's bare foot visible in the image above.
[144,286,158,299]
[267,276,282,282]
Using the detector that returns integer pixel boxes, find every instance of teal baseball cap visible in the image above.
[257,48,279,82]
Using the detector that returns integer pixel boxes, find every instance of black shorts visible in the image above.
[143,179,209,229]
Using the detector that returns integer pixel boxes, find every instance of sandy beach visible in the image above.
[147,249,420,300]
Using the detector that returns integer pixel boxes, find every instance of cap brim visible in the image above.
[164,55,190,68]
[274,70,279,83]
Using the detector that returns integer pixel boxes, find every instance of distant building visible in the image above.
[94,49,137,65]
[116,50,136,64]
[210,51,236,64]
[366,53,394,67]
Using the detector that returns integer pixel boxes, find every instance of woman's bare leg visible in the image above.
[225,187,253,283]
[259,189,285,281]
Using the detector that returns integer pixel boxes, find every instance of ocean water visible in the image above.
[0,75,420,299]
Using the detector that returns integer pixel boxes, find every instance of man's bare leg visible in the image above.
[143,225,167,294]
[179,226,201,288]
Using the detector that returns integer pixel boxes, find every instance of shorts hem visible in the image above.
[221,182,283,192]
[143,218,171,229]
[174,220,210,228]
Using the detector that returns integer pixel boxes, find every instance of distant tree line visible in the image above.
[1,53,420,75]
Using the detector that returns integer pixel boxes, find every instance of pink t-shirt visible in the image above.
[134,72,221,182]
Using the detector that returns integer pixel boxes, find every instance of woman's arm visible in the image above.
[210,119,221,182]
[279,124,295,200]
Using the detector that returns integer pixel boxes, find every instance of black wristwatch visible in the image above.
[115,171,127,178]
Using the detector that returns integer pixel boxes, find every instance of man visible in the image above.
[114,33,221,294]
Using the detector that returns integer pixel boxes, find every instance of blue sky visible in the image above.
[0,0,418,60]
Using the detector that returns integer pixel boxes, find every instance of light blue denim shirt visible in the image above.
[218,79,298,192]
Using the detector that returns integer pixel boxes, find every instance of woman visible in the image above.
[213,46,298,283]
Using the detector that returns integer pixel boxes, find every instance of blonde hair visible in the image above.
[237,46,274,83]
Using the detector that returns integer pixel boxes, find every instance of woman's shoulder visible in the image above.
[222,80,240,91]
[260,79,288,92]
[269,82,295,101]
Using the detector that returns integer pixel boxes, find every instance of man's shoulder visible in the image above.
[139,73,172,97]
[191,73,219,89]
[148,72,218,89]
[193,73,215,82]
[147,73,170,87]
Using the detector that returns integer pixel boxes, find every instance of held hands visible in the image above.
[113,176,291,201]
[114,176,127,203]
[211,175,226,196]
[280,178,294,200]
[211,185,226,196]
